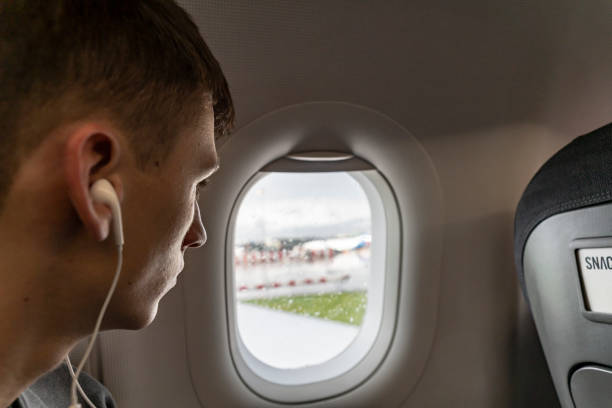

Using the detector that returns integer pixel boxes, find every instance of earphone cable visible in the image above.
[64,355,96,408]
[69,244,123,408]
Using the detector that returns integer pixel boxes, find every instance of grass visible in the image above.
[243,291,367,326]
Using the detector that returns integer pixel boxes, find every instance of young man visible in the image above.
[0,1,234,407]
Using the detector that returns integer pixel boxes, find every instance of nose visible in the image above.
[182,202,207,251]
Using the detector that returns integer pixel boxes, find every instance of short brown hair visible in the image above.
[0,0,234,206]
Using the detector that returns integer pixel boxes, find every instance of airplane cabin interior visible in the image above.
[39,0,612,406]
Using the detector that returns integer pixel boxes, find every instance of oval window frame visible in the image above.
[226,162,401,400]
[183,102,443,407]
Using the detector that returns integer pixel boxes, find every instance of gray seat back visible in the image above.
[515,123,612,408]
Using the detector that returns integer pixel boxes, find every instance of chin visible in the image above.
[103,263,179,330]
[118,302,160,330]
[104,295,161,331]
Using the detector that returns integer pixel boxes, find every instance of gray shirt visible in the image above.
[10,364,115,408]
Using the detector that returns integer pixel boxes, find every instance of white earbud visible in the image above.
[90,179,124,246]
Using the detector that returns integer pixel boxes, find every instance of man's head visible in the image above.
[0,1,234,334]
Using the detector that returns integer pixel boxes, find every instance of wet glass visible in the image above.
[233,172,372,369]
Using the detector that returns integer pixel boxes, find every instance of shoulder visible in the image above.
[22,363,116,408]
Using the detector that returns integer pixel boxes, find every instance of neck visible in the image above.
[0,301,78,408]
[0,250,85,407]
[0,332,75,408]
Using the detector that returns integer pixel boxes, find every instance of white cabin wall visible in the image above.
[400,125,575,407]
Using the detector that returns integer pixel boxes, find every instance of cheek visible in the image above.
[126,181,195,254]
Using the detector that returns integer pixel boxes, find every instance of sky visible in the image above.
[234,172,371,244]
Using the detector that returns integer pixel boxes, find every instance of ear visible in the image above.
[63,124,123,242]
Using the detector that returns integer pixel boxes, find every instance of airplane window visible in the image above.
[233,172,371,369]
[226,160,400,397]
